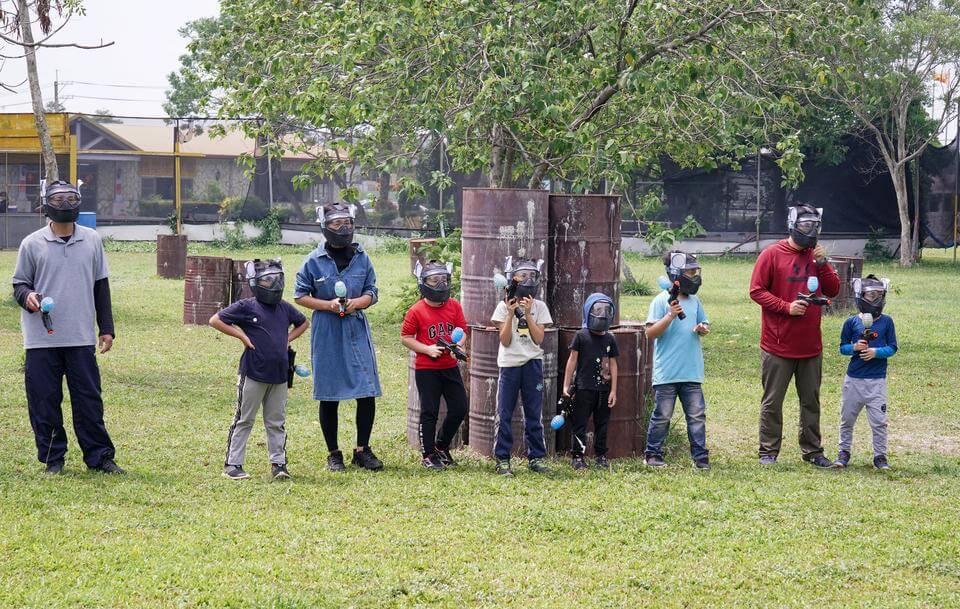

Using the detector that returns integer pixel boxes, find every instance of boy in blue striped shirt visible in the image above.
[834,275,897,470]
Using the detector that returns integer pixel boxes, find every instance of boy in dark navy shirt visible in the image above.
[835,274,898,470]
[210,259,308,480]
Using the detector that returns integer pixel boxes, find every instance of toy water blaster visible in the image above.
[798,276,830,307]
[435,327,468,362]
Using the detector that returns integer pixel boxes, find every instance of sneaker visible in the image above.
[806,454,835,469]
[874,454,890,470]
[421,453,446,471]
[528,458,551,474]
[694,458,711,470]
[327,450,346,472]
[352,447,384,471]
[435,447,457,467]
[44,460,64,475]
[644,454,666,468]
[92,458,125,474]
[759,454,778,466]
[495,458,514,476]
[571,456,588,471]
[834,450,851,468]
[271,463,291,479]
[223,465,250,480]
[594,455,611,470]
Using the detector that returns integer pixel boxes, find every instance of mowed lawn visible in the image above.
[0,241,958,609]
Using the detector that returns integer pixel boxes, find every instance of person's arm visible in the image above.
[749,251,792,315]
[839,319,856,356]
[209,313,255,350]
[346,256,378,313]
[93,278,115,338]
[492,301,514,347]
[402,335,444,358]
[871,319,898,359]
[608,356,618,407]
[645,299,683,340]
[562,349,578,397]
[12,240,39,312]
[815,248,841,298]
[12,282,39,312]
[288,319,309,343]
[524,297,546,345]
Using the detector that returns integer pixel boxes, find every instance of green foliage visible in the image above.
[165,213,178,235]
[391,229,462,321]
[200,181,226,204]
[622,277,654,296]
[338,187,360,205]
[252,209,283,247]
[864,226,894,261]
[644,215,705,255]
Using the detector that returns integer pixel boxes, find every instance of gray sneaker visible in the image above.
[528,458,551,474]
[644,454,666,467]
[223,465,250,480]
[759,455,777,466]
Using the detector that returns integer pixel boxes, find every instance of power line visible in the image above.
[65,94,166,103]
[63,80,168,90]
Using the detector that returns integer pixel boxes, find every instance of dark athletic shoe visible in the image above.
[495,459,514,476]
[834,450,851,468]
[44,460,64,475]
[271,463,291,480]
[571,456,588,471]
[806,454,835,469]
[421,453,446,471]
[759,455,778,466]
[92,459,125,474]
[352,447,384,471]
[694,458,711,470]
[223,465,250,480]
[435,447,457,467]
[327,450,346,472]
[528,458,551,474]
[874,454,891,470]
[644,454,666,468]
[595,455,611,470]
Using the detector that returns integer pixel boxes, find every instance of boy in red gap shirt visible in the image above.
[401,260,468,471]
[749,204,840,468]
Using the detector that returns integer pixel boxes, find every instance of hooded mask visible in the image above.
[582,292,615,333]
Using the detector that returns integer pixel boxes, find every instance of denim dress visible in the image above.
[294,245,382,401]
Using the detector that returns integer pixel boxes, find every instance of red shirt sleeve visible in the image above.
[749,247,790,315]
[401,303,420,337]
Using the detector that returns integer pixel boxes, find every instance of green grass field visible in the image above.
[1,242,958,608]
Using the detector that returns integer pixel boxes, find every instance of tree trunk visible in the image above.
[18,0,59,184]
[377,170,391,211]
[911,158,921,261]
[890,164,914,267]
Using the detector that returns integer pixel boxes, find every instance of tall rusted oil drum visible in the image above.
[547,194,622,328]
[231,259,255,303]
[406,352,465,451]
[461,188,549,326]
[826,257,853,313]
[468,326,557,458]
[409,238,437,274]
[617,320,653,401]
[183,256,233,325]
[157,234,188,279]
[556,325,648,458]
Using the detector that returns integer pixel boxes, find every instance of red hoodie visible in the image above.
[749,239,840,359]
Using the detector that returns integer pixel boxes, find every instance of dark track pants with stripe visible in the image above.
[25,346,116,467]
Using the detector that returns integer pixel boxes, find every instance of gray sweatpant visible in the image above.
[225,376,288,466]
[838,375,888,457]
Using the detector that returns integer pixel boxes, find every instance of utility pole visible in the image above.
[54,71,59,109]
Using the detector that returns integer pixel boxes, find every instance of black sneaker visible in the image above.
[495,458,514,476]
[92,458,125,474]
[352,447,384,471]
[806,454,835,469]
[44,460,64,475]
[594,455,611,470]
[694,458,711,470]
[874,454,890,470]
[528,458,551,474]
[271,463,291,480]
[644,454,666,468]
[571,456,588,471]
[834,450,851,468]
[435,447,457,467]
[223,465,250,480]
[421,453,446,471]
[327,450,346,472]
[759,454,777,465]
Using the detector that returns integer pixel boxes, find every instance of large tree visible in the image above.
[187,0,826,194]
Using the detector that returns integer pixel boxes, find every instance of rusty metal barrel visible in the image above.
[468,326,557,458]
[548,194,622,328]
[556,325,648,458]
[461,188,549,326]
[406,352,466,450]
[231,259,255,303]
[183,256,233,325]
[156,234,188,279]
[826,257,854,313]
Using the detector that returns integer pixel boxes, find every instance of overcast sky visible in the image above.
[0,0,221,118]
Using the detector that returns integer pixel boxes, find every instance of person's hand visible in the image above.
[26,292,40,312]
[505,298,519,314]
[608,392,617,408]
[859,347,877,361]
[520,296,534,315]
[562,386,571,398]
[813,244,827,264]
[694,323,710,336]
[98,334,113,354]
[239,333,255,350]
[327,299,342,314]
[666,300,683,319]
[853,340,869,352]
[789,300,808,316]
[424,344,444,359]
[345,298,362,314]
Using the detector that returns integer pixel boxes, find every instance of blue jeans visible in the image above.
[645,382,708,461]
[494,359,547,460]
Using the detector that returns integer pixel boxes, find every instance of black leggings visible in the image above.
[571,389,611,458]
[319,397,376,452]
[414,367,468,456]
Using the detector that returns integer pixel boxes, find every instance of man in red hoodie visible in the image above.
[749,204,840,468]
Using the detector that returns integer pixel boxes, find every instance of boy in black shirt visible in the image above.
[210,259,308,480]
[561,293,619,470]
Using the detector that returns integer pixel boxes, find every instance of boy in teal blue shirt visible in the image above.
[644,251,711,469]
